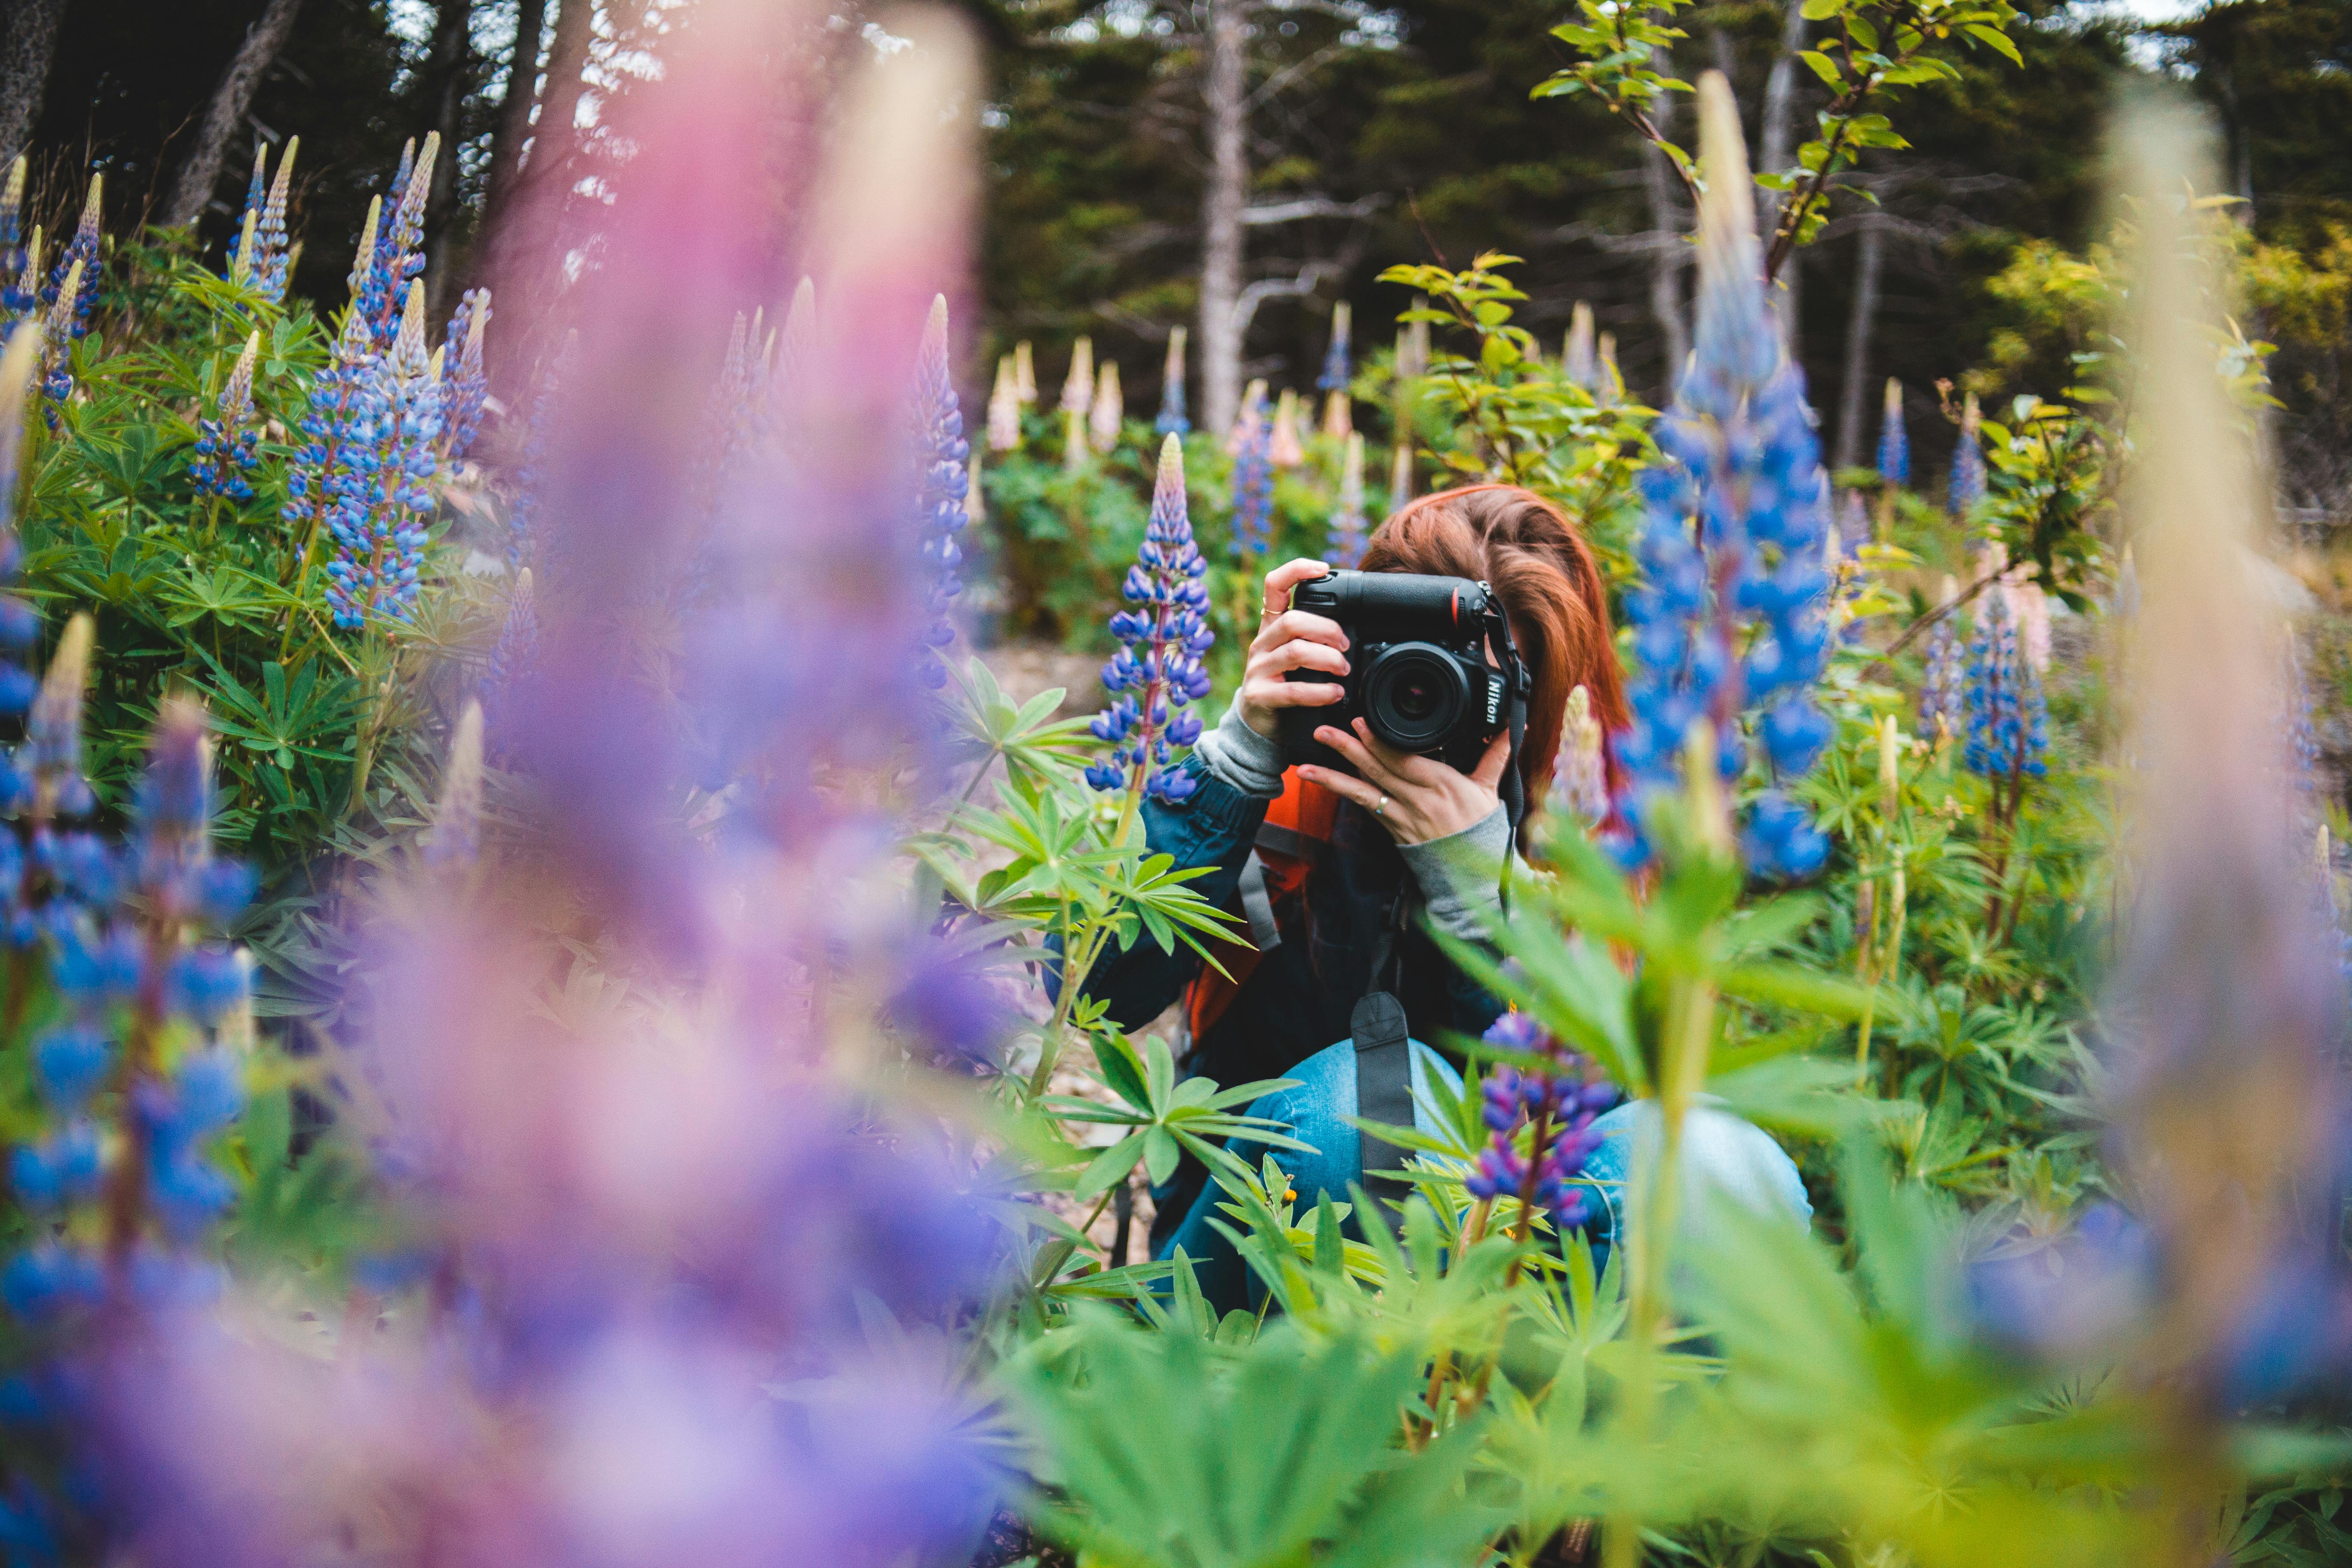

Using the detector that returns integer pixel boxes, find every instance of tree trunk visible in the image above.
[420,0,475,315]
[484,0,596,390]
[161,0,307,229]
[1641,48,1689,400]
[1756,0,1804,317]
[1198,0,1247,441]
[0,0,64,164]
[1831,218,1884,473]
[478,0,553,272]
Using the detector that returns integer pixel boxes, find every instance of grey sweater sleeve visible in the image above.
[1193,691,1288,799]
[1399,805,1511,943]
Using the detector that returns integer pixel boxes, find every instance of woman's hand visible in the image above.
[1299,718,1512,846]
[1236,558,1351,741]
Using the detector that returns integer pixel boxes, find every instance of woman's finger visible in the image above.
[1260,557,1332,621]
[1295,762,1391,821]
[1248,608,1349,657]
[1312,722,1406,792]
[1253,640,1348,680]
[1467,726,1513,791]
[1352,719,1458,791]
[1245,677,1347,710]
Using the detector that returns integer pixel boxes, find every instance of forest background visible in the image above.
[9,0,2348,487]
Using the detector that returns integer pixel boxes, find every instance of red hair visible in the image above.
[1359,484,1629,813]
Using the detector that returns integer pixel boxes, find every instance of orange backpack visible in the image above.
[1183,768,1339,1042]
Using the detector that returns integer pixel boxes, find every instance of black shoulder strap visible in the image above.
[1353,891,1414,1189]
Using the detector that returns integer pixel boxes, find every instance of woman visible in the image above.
[1080,484,1807,1310]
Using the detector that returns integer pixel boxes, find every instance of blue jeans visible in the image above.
[1156,1039,1813,1316]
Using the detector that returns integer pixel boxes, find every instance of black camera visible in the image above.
[1279,571,1528,776]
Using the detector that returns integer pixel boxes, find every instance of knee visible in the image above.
[1240,1042,1359,1204]
[1575,1101,1810,1251]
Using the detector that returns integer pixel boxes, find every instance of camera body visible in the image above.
[1279,571,1524,776]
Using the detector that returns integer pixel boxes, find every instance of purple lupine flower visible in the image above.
[1948,391,1985,515]
[1962,590,2045,783]
[1464,1009,1618,1229]
[1918,604,1964,745]
[190,331,262,503]
[439,288,491,459]
[1227,385,1274,560]
[1606,77,1832,878]
[913,294,970,688]
[285,309,377,562]
[41,175,99,341]
[1155,325,1189,437]
[1877,377,1908,485]
[1087,434,1214,802]
[322,283,442,629]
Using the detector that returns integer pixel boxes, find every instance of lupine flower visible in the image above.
[1228,375,1267,456]
[42,175,99,342]
[1464,1009,1618,1228]
[39,260,82,413]
[0,158,29,323]
[1324,429,1368,567]
[1949,390,1985,515]
[1564,301,1599,392]
[285,308,377,563]
[987,354,1020,450]
[1549,684,1610,826]
[1319,302,1353,439]
[190,331,262,503]
[356,135,438,353]
[230,145,268,288]
[426,700,486,867]
[1838,488,1868,550]
[322,283,443,629]
[1605,74,1833,878]
[507,336,570,567]
[0,327,49,736]
[1088,358,1123,454]
[1156,325,1189,436]
[913,294,971,686]
[1877,377,1908,485]
[1269,388,1304,469]
[1014,338,1037,403]
[255,136,298,303]
[489,567,538,701]
[1086,435,1213,802]
[1228,383,1274,561]
[438,288,491,460]
[1917,581,1964,744]
[1962,588,2046,782]
[1060,336,1093,472]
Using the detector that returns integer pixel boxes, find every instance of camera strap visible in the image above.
[1352,889,1415,1199]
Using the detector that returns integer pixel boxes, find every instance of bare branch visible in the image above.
[1240,193,1389,226]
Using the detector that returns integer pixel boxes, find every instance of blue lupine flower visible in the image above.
[1605,77,1833,878]
[1317,301,1352,393]
[1949,391,1985,515]
[190,331,262,502]
[322,283,443,629]
[0,158,29,324]
[1918,606,1964,744]
[1155,326,1189,436]
[1324,431,1369,567]
[1463,1009,1618,1229]
[39,260,83,415]
[439,288,491,460]
[285,307,378,553]
[913,296,970,688]
[508,338,569,567]
[41,176,99,341]
[1087,435,1214,802]
[1962,590,2046,782]
[355,135,437,353]
[490,567,538,707]
[1228,386,1274,561]
[255,137,297,303]
[1877,377,1908,485]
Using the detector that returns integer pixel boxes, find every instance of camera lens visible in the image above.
[1364,644,1469,750]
